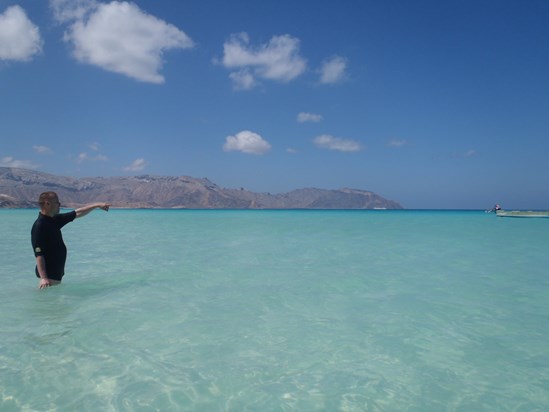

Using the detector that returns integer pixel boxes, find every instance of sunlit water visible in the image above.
[1,209,548,411]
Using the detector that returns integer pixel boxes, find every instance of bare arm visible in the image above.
[36,255,51,289]
[75,202,110,218]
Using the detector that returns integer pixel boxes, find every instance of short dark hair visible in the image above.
[38,191,58,207]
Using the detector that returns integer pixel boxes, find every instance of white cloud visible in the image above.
[229,69,257,91]
[50,0,97,23]
[76,151,108,163]
[223,130,272,155]
[59,1,194,84]
[448,149,478,159]
[388,139,407,147]
[33,145,53,154]
[89,141,100,151]
[319,55,348,84]
[0,156,39,169]
[297,112,322,123]
[313,134,362,152]
[222,33,306,89]
[124,158,146,172]
[0,5,43,62]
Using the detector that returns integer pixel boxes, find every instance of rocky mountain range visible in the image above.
[0,167,402,209]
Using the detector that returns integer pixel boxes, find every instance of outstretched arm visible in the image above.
[75,202,110,218]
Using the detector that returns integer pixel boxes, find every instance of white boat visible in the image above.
[496,210,549,218]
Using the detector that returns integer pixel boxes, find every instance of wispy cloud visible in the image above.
[124,158,147,172]
[319,55,348,84]
[50,0,97,23]
[54,0,194,84]
[221,33,307,90]
[388,139,407,148]
[0,5,43,62]
[229,69,257,91]
[313,134,362,152]
[33,145,53,154]
[75,151,108,163]
[0,156,39,169]
[445,149,478,159]
[223,130,272,155]
[297,112,323,123]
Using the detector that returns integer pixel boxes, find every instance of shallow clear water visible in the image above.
[1,209,548,411]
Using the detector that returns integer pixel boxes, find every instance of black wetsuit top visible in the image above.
[31,211,76,280]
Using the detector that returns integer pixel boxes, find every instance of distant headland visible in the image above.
[0,167,402,209]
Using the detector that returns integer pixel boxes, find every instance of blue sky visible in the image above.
[1,0,548,209]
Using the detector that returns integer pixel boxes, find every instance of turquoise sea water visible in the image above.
[1,209,548,411]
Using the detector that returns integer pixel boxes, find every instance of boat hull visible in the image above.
[496,210,549,218]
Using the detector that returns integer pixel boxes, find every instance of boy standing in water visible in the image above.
[31,191,110,289]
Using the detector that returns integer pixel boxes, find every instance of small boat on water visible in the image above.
[496,210,549,218]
